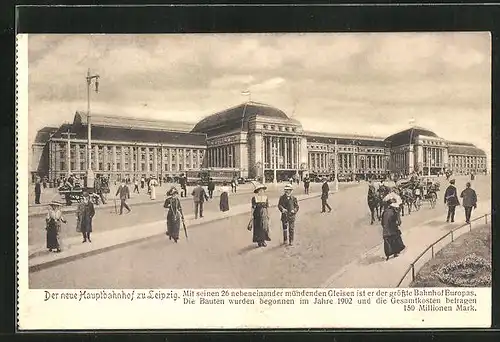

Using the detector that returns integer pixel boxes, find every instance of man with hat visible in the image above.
[321,178,332,213]
[460,182,477,224]
[278,184,300,246]
[444,179,460,223]
[76,191,95,243]
[115,179,131,215]
[191,180,209,219]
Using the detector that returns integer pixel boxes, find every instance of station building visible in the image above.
[31,102,487,183]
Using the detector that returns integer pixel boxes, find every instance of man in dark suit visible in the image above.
[115,179,131,215]
[278,184,300,246]
[460,182,478,224]
[303,176,310,194]
[321,178,332,213]
[179,174,187,198]
[207,177,215,199]
[191,181,209,219]
[444,179,460,223]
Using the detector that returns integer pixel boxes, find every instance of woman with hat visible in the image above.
[248,182,271,247]
[381,197,405,261]
[164,186,184,243]
[219,181,230,212]
[76,192,95,243]
[45,199,67,252]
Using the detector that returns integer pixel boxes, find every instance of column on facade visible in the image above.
[118,146,124,174]
[75,144,81,171]
[174,149,179,172]
[92,145,98,171]
[284,138,289,169]
[152,147,158,173]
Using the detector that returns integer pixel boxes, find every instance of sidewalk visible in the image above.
[28,183,256,217]
[28,188,328,272]
[321,200,490,288]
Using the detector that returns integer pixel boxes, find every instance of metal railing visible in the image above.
[396,212,491,287]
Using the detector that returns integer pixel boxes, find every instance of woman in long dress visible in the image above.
[46,200,67,252]
[381,198,406,260]
[76,192,95,243]
[164,186,184,243]
[249,184,271,247]
[219,182,230,212]
[150,177,158,200]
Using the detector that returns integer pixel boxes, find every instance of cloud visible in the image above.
[26,33,491,164]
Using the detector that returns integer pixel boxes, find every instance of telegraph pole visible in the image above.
[61,128,76,177]
[86,68,100,189]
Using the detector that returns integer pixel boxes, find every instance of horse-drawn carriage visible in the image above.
[58,184,102,205]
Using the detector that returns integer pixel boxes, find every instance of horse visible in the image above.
[367,185,382,224]
[367,185,382,225]
[400,187,416,216]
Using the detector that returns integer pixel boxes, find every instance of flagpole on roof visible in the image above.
[240,90,251,132]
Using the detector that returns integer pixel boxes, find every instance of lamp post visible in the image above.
[86,68,100,190]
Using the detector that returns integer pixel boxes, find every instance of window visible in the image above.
[149,163,153,171]
[141,164,145,172]
[80,162,85,170]
[60,162,66,170]
[164,164,168,170]
[98,162,103,170]
[263,125,268,129]
[107,163,111,171]
[117,163,121,171]
[70,162,75,170]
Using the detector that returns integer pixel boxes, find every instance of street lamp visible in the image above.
[86,68,100,190]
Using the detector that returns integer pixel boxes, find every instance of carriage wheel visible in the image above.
[430,193,437,209]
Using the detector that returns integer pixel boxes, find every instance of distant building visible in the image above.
[31,102,487,183]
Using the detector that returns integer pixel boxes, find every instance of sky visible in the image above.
[27,33,491,163]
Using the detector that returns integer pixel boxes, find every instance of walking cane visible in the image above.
[182,217,189,240]
[114,198,117,214]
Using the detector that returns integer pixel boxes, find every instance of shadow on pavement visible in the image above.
[237,245,259,255]
[359,254,386,265]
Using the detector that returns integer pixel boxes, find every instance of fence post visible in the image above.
[411,264,415,281]
[431,245,434,258]
[451,230,454,242]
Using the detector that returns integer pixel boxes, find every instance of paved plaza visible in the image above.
[28,175,490,289]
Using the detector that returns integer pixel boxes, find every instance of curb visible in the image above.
[29,191,327,272]
[320,204,491,288]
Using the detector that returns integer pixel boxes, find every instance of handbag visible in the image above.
[247,218,253,231]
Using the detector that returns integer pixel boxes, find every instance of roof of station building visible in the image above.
[304,131,389,147]
[191,102,293,135]
[74,111,195,132]
[33,126,59,144]
[384,126,440,146]
[51,123,207,146]
[448,144,486,156]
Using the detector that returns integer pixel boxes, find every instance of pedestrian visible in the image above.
[381,198,405,261]
[115,179,131,215]
[164,186,184,243]
[133,178,140,194]
[207,177,215,199]
[444,179,460,223]
[321,178,332,213]
[141,177,145,189]
[149,176,158,200]
[179,174,187,198]
[42,176,47,189]
[460,182,477,224]
[191,181,208,219]
[219,182,230,212]
[45,199,66,253]
[278,184,300,246]
[94,176,107,204]
[303,176,310,194]
[34,176,41,204]
[231,177,237,193]
[76,192,95,243]
[470,172,475,181]
[248,183,271,247]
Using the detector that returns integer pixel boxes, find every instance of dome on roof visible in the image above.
[191,102,290,134]
[385,126,440,146]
